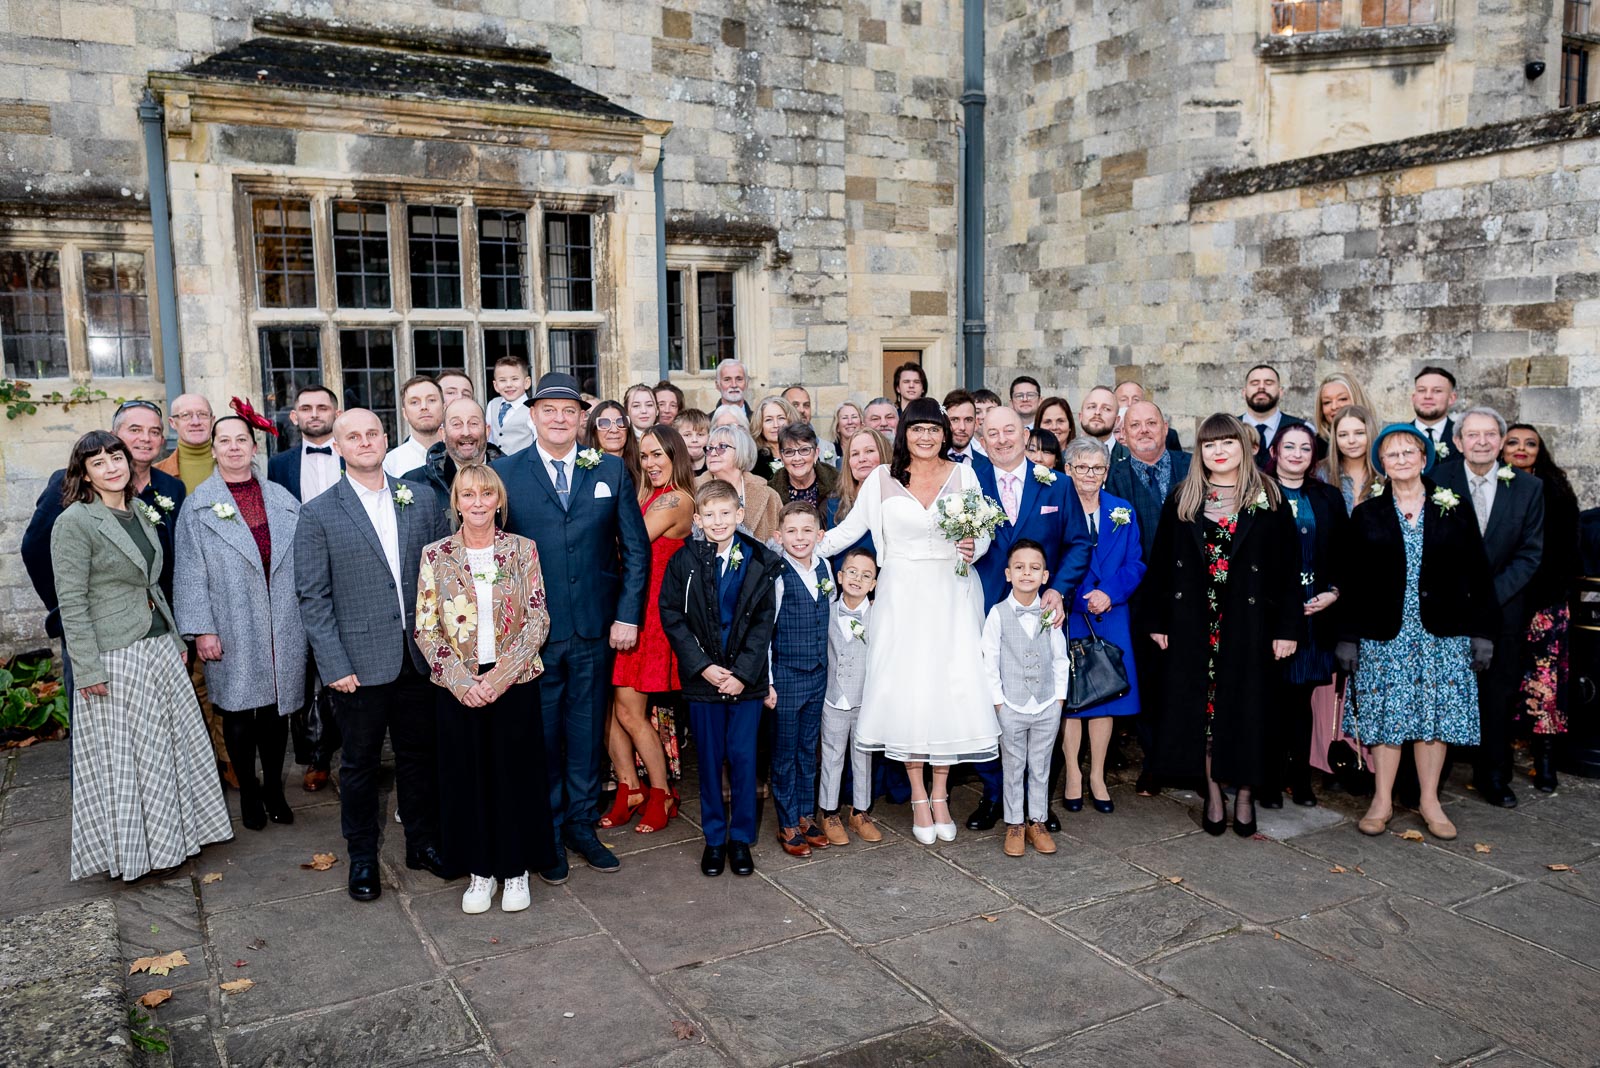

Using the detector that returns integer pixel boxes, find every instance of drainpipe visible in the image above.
[655,142,670,382]
[138,89,183,439]
[959,0,986,389]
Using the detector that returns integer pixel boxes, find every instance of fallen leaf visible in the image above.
[246,937,267,951]
[201,872,223,885]
[1354,865,1366,875]
[137,989,172,1009]
[129,950,190,977]
[149,925,159,935]
[981,914,999,922]
[1328,866,1347,874]
[300,853,339,871]
[220,978,254,994]
[1397,829,1425,842]
[15,737,36,748]
[1166,876,1183,884]
[1474,843,1493,854]
[1548,864,1573,872]
[232,960,248,968]
[1273,931,1281,939]
[670,1020,698,1041]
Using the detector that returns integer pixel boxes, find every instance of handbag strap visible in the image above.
[1077,612,1101,641]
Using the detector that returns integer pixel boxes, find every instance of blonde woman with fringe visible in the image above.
[1144,414,1302,839]
[1326,404,1380,512]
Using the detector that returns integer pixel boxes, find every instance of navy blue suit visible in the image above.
[969,454,1094,804]
[267,445,342,503]
[493,446,651,843]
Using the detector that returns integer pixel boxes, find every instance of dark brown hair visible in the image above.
[61,430,134,509]
[636,424,696,499]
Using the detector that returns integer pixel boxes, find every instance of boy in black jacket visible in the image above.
[660,479,781,877]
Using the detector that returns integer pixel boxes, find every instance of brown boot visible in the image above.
[1025,822,1057,855]
[1003,824,1026,857]
[822,813,850,846]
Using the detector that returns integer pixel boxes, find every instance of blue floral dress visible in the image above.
[1342,502,1479,746]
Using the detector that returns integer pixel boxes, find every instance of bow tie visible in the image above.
[305,445,333,456]
[1014,603,1042,619]
[838,606,864,620]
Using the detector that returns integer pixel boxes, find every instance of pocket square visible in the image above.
[1040,505,1059,514]
[593,481,613,499]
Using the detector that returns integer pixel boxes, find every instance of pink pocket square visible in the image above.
[1040,505,1059,514]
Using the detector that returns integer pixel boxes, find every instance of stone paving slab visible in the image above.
[1458,880,1600,968]
[1052,882,1240,963]
[1021,1000,1299,1067]
[0,815,130,919]
[220,979,479,1067]
[805,1023,1011,1067]
[658,933,939,1068]
[1280,892,1600,1065]
[406,880,598,966]
[0,899,132,1068]
[1053,786,1201,850]
[0,778,71,825]
[1124,830,1373,923]
[1289,822,1518,907]
[940,830,1156,915]
[191,802,347,911]
[1423,799,1600,878]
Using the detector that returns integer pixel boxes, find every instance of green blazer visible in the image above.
[49,499,182,688]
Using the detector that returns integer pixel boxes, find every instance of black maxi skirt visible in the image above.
[436,679,556,880]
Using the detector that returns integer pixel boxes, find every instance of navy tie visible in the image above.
[552,459,569,511]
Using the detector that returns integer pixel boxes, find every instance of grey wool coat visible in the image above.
[173,473,307,715]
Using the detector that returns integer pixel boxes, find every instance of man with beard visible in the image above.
[1410,366,1459,465]
[716,359,753,417]
[864,397,899,436]
[1077,386,1120,454]
[1238,364,1305,468]
[404,398,504,516]
[943,389,980,463]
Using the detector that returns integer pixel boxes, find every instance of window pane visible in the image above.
[483,327,532,397]
[548,328,599,398]
[259,326,323,449]
[407,206,462,309]
[82,250,152,378]
[0,250,68,378]
[412,327,466,382]
[545,212,595,312]
[665,269,685,372]
[697,270,736,368]
[332,201,391,309]
[1569,0,1593,35]
[253,197,316,308]
[339,328,398,444]
[478,209,527,310]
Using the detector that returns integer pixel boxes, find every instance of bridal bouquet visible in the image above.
[934,489,1005,576]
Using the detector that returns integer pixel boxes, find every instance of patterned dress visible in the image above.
[1342,503,1479,746]
[1201,514,1237,728]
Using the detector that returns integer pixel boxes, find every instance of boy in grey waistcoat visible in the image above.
[981,539,1069,858]
[817,547,881,845]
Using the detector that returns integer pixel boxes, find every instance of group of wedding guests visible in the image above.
[19,355,1583,911]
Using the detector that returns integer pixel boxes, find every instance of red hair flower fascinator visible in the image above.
[229,396,280,437]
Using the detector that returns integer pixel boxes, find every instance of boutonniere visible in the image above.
[1288,498,1299,518]
[1109,506,1132,528]
[154,494,175,514]
[135,501,163,526]
[1433,440,1449,460]
[817,576,835,596]
[576,448,602,470]
[1370,479,1386,497]
[1432,487,1461,514]
[1032,464,1057,485]
[769,459,784,474]
[393,485,414,509]
[211,502,237,521]
[1250,491,1269,512]
[1039,607,1058,628]
[846,617,867,643]
[1497,464,1515,484]
[728,542,744,571]
[471,564,501,585]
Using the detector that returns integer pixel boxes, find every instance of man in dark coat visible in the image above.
[402,398,503,518]
[1239,364,1307,468]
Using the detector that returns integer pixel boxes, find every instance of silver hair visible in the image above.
[1455,405,1506,439]
[711,404,748,429]
[708,424,757,473]
[864,396,896,412]
[716,358,746,377]
[1062,437,1107,467]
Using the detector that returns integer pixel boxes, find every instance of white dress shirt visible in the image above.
[1243,410,1283,448]
[536,439,579,489]
[348,474,405,616]
[1414,417,1450,449]
[772,551,827,616]
[993,457,1028,521]
[981,594,1070,715]
[299,439,341,502]
[382,436,430,478]
[487,393,534,454]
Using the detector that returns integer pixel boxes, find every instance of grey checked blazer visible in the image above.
[173,473,306,714]
[294,475,448,686]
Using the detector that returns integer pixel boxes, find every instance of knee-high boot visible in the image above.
[255,709,294,824]
[221,712,265,831]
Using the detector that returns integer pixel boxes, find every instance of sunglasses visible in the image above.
[592,416,629,430]
[116,399,163,418]
[705,443,736,456]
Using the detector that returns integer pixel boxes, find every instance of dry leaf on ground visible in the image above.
[980,914,999,922]
[1397,829,1425,842]
[300,853,339,871]
[232,960,248,968]
[220,978,254,994]
[1474,843,1493,854]
[1329,866,1347,874]
[246,937,267,951]
[128,950,190,976]
[201,872,223,884]
[1166,876,1183,884]
[1548,863,1573,872]
[670,1020,698,1041]
[136,989,172,1009]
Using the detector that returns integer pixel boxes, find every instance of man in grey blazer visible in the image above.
[295,409,451,901]
[1437,406,1543,808]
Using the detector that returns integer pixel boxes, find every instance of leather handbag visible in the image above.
[1064,614,1131,711]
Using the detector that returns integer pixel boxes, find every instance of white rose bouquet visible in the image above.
[933,489,1005,577]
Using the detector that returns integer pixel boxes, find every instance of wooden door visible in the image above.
[882,349,922,401]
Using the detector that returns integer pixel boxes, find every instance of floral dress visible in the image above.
[1201,514,1237,729]
[1342,503,1479,746]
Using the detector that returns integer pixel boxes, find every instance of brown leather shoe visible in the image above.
[848,808,883,843]
[777,829,812,857]
[220,762,239,791]
[1003,824,1026,857]
[798,819,830,849]
[821,814,850,846]
[302,767,329,792]
[1026,822,1058,855]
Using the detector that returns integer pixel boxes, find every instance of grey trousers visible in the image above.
[998,704,1057,825]
[818,701,872,813]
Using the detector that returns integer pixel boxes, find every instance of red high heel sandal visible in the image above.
[634,787,671,834]
[668,786,681,819]
[599,787,645,828]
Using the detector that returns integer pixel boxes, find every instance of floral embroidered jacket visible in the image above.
[414,529,551,703]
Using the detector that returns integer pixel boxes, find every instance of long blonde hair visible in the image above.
[1324,404,1378,505]
[1174,413,1281,522]
[748,396,802,450]
[1314,372,1373,440]
[832,428,891,523]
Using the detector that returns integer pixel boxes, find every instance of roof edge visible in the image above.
[251,14,553,66]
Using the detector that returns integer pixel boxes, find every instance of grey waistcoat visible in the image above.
[825,600,870,708]
[997,606,1057,708]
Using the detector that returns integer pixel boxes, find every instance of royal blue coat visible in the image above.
[1065,492,1145,718]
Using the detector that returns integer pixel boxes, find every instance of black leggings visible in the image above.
[220,706,290,803]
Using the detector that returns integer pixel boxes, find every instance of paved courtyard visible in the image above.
[3,736,1600,1067]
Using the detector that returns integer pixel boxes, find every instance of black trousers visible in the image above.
[437,680,556,879]
[330,654,438,864]
[1475,620,1526,782]
[1265,681,1320,795]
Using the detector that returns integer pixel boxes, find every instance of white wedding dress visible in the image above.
[816,464,1000,764]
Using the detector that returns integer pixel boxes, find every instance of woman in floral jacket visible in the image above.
[414,463,555,916]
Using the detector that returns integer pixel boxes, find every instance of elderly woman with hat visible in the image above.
[1334,423,1498,841]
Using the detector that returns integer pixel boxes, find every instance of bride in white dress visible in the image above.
[816,399,1000,843]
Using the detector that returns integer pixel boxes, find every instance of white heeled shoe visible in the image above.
[909,799,938,845]
[461,874,497,915]
[931,795,958,842]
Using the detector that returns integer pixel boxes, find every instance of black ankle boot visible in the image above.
[1531,736,1559,794]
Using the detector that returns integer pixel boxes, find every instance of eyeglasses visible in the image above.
[115,399,162,417]
[173,410,212,423]
[905,424,944,435]
[705,443,736,456]
[840,567,876,580]
[592,417,629,430]
[1011,390,1040,401]
[1070,464,1108,476]
[1381,447,1422,462]
[780,447,815,459]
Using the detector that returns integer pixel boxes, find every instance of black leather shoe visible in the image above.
[1289,784,1318,807]
[728,840,754,876]
[566,831,621,873]
[965,799,1002,831]
[1062,796,1084,813]
[264,792,295,825]
[1233,800,1257,838]
[1475,776,1518,808]
[348,861,381,901]
[700,844,726,877]
[1092,795,1115,815]
[1045,808,1061,832]
[538,850,569,886]
[1531,736,1558,793]
[405,844,450,879]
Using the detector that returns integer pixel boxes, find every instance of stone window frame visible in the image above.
[0,214,164,385]
[1258,0,1454,58]
[235,175,612,446]
[662,244,769,380]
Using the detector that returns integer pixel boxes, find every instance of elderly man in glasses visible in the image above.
[154,393,217,492]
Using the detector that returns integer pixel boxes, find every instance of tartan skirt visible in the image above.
[70,636,234,881]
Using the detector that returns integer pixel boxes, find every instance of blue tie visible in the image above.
[497,400,509,428]
[552,459,569,511]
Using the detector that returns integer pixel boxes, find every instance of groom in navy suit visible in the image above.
[494,373,651,882]
[966,406,1093,830]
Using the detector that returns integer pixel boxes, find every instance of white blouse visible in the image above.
[466,545,497,665]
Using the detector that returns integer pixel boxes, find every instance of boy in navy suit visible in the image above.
[659,479,781,877]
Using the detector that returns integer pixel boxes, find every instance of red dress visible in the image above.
[612,488,683,693]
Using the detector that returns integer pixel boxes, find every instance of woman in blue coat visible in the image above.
[1061,438,1145,815]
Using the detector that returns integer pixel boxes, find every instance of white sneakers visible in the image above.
[461,872,533,914]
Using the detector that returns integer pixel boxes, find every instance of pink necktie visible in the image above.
[1001,473,1019,524]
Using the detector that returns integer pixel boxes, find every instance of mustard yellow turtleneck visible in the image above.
[174,440,215,493]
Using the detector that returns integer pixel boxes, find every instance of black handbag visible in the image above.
[1064,614,1131,711]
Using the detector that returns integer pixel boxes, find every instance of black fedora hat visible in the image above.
[524,372,591,410]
